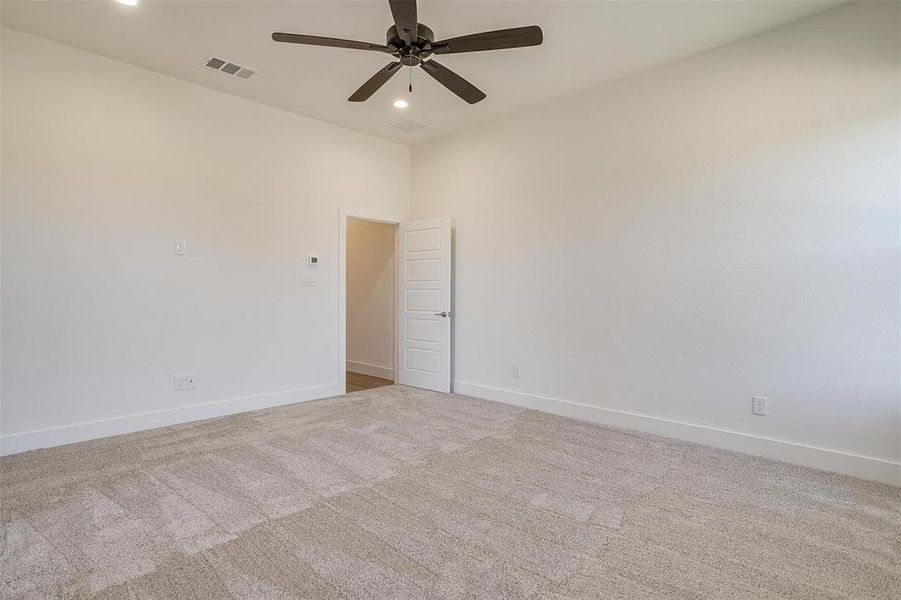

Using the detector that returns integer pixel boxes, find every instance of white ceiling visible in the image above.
[1,0,843,145]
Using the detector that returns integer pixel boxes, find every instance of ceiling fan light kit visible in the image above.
[271,0,543,105]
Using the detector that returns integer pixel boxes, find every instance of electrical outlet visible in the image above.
[175,241,187,256]
[184,374,196,390]
[511,363,520,378]
[173,375,185,391]
[752,396,768,416]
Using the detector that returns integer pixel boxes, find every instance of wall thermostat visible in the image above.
[307,254,320,266]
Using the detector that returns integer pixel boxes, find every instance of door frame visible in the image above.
[338,206,402,395]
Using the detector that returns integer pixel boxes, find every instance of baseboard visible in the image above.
[453,381,900,487]
[346,361,394,380]
[0,382,341,457]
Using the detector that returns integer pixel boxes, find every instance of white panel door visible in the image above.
[398,218,452,392]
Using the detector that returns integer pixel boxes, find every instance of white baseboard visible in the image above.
[453,381,900,487]
[346,361,394,380]
[0,382,341,457]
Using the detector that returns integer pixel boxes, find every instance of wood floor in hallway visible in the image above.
[346,371,393,392]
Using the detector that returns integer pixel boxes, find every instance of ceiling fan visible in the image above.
[271,0,543,104]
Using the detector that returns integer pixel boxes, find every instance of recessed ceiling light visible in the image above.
[393,99,408,109]
[116,0,139,6]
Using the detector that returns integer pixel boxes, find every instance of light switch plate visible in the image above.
[175,241,187,256]
[302,273,318,287]
[752,396,768,416]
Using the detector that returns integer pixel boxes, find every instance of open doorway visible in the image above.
[339,208,453,395]
[345,217,397,393]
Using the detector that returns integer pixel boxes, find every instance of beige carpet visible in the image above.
[1,385,899,599]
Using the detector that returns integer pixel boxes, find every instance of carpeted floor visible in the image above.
[1,385,899,599]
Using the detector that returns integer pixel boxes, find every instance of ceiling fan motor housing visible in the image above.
[388,23,435,65]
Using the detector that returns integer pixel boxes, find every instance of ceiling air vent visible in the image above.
[220,62,241,75]
[204,56,256,80]
[391,118,426,134]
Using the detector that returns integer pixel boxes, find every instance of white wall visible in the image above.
[0,28,409,452]
[412,2,900,484]
[346,218,395,378]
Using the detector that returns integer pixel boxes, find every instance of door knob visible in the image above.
[434,311,450,318]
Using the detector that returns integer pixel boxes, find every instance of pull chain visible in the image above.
[408,66,413,93]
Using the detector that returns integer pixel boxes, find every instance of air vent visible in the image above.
[391,118,426,133]
[221,62,241,75]
[204,56,256,80]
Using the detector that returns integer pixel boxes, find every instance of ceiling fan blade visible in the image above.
[348,62,403,102]
[272,32,392,53]
[420,60,486,104]
[389,0,418,45]
[431,25,543,55]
